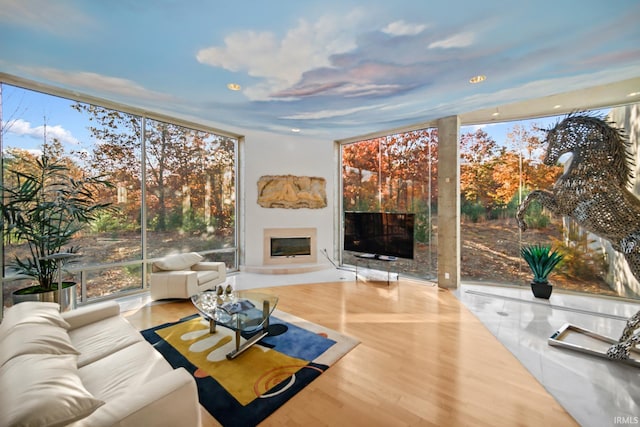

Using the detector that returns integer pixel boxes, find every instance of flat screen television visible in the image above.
[343,212,415,259]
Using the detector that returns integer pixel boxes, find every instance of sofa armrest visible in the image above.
[73,368,201,427]
[150,270,198,285]
[62,301,120,331]
[191,261,226,275]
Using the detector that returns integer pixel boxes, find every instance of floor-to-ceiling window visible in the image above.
[1,82,238,306]
[143,118,236,263]
[340,103,640,300]
[460,103,640,300]
[340,128,438,279]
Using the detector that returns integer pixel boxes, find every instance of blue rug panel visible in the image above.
[261,317,337,360]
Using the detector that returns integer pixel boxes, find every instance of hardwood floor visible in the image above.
[123,279,578,426]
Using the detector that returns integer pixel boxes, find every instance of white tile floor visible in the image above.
[119,267,640,426]
[453,283,640,427]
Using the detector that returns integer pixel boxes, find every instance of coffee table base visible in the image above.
[207,300,272,359]
[228,328,269,360]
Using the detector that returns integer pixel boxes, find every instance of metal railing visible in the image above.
[2,248,238,306]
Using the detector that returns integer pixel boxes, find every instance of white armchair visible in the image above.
[150,252,226,300]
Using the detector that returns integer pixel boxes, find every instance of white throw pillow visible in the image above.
[0,322,80,367]
[154,252,203,271]
[0,353,104,427]
[0,302,70,337]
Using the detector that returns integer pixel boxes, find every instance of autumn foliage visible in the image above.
[342,123,563,225]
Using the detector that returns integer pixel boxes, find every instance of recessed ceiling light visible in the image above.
[227,83,241,91]
[291,128,300,133]
[469,75,486,84]
[627,92,640,97]
[553,104,562,109]
[492,112,500,117]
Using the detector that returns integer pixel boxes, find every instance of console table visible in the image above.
[354,254,398,285]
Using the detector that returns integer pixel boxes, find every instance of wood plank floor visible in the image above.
[123,279,578,427]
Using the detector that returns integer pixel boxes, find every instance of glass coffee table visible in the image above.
[191,290,279,359]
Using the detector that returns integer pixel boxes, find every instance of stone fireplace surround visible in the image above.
[264,227,316,265]
[241,227,329,274]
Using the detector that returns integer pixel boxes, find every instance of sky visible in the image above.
[0,0,638,137]
[2,84,88,154]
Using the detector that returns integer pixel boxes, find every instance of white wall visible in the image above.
[241,129,336,268]
[603,104,640,298]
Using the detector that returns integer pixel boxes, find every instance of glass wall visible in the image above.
[65,102,144,300]
[143,118,236,261]
[460,104,640,300]
[1,83,237,306]
[341,128,438,279]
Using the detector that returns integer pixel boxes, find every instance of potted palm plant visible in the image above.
[1,152,113,310]
[521,243,564,299]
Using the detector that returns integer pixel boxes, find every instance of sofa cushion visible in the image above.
[0,301,69,335]
[79,341,173,402]
[68,315,144,367]
[0,322,79,367]
[154,252,203,271]
[0,353,104,427]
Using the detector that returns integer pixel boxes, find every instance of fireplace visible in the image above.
[263,228,317,265]
[271,237,311,257]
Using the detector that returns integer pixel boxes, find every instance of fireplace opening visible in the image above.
[270,237,311,257]
[263,227,317,265]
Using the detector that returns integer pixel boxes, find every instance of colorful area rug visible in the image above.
[141,310,358,426]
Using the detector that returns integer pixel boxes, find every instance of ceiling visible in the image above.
[1,0,640,139]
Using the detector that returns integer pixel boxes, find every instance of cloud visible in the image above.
[272,59,422,100]
[4,118,79,145]
[275,80,406,99]
[196,14,485,104]
[281,104,384,120]
[16,66,174,102]
[428,32,475,49]
[196,12,364,100]
[0,0,92,35]
[336,83,406,98]
[382,20,427,37]
[195,12,482,103]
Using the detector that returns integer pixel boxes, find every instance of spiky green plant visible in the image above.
[1,153,114,292]
[520,244,564,284]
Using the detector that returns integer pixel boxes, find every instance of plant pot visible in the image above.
[530,281,552,299]
[12,282,78,312]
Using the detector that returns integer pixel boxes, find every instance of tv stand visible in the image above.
[354,254,398,285]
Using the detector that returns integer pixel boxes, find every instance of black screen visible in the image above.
[343,212,414,259]
[270,237,311,257]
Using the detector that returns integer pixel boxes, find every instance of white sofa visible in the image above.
[0,301,201,427]
[150,252,226,300]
